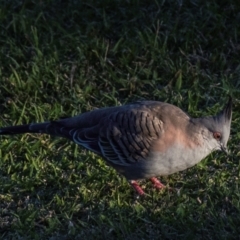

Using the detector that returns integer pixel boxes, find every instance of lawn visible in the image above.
[0,0,240,239]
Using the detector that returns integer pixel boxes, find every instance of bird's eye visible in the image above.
[213,132,221,141]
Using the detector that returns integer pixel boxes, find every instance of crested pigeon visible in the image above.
[0,98,232,195]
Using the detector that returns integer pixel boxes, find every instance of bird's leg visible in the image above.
[129,180,145,195]
[150,177,166,189]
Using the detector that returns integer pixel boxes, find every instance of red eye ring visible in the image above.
[213,132,221,140]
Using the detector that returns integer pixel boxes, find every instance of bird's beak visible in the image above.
[221,145,229,155]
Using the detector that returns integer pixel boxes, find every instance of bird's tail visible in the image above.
[0,120,76,141]
[0,122,51,135]
[0,120,101,153]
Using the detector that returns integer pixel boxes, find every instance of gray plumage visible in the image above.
[0,98,232,195]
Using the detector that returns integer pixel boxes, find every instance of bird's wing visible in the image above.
[98,109,164,166]
[58,104,164,166]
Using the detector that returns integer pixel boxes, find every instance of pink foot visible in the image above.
[130,180,145,195]
[150,177,166,189]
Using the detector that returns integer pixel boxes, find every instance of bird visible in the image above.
[0,97,232,195]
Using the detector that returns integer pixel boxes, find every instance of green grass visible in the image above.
[0,0,240,239]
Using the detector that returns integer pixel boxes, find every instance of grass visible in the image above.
[0,0,240,239]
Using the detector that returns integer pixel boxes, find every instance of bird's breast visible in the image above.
[151,124,202,152]
[147,143,209,175]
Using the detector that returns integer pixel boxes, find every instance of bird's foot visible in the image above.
[150,177,175,192]
[150,177,166,189]
[130,178,172,196]
[130,180,145,196]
